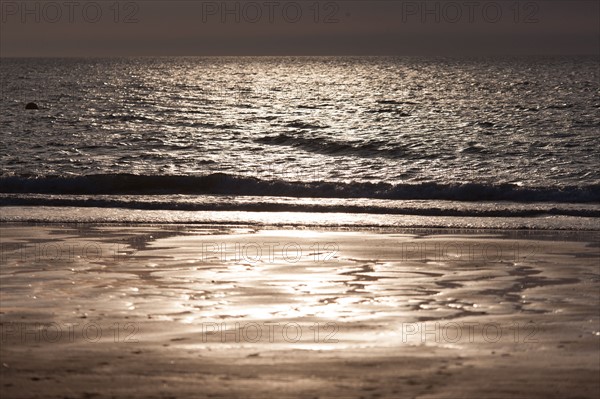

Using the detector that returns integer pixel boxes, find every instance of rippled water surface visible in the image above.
[2,56,599,182]
[1,57,599,222]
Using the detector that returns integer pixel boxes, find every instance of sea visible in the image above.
[1,56,599,229]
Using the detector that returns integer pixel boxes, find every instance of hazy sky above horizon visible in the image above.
[1,1,598,56]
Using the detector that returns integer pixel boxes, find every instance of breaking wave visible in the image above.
[1,174,599,203]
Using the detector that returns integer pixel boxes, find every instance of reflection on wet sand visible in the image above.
[1,225,598,398]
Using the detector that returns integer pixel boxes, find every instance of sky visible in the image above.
[1,0,598,56]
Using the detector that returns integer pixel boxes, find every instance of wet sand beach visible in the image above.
[1,224,599,398]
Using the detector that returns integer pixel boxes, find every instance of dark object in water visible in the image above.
[25,102,39,110]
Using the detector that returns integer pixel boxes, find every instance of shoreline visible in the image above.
[2,206,599,230]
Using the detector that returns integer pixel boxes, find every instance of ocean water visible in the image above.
[1,56,599,227]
